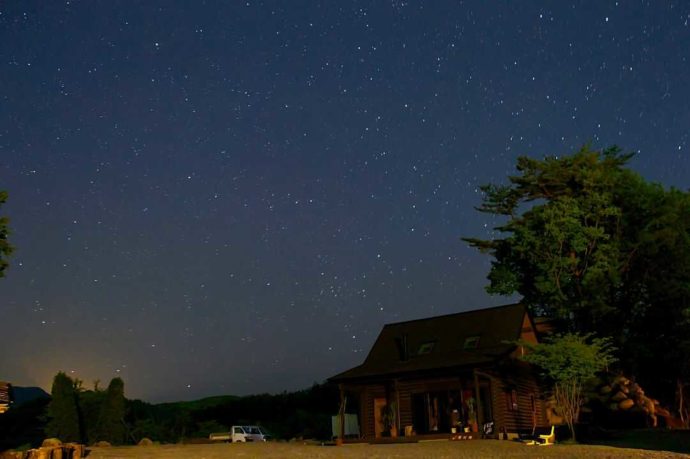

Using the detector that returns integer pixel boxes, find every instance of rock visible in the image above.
[41,438,62,447]
[599,385,612,395]
[138,438,154,446]
[93,441,111,447]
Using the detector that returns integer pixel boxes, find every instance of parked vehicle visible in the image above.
[208,432,231,442]
[243,425,272,442]
[230,425,251,442]
[209,425,272,443]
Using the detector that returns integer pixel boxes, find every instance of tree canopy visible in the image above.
[520,333,617,385]
[0,190,13,278]
[464,146,690,398]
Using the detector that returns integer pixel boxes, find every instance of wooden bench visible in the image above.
[518,425,555,446]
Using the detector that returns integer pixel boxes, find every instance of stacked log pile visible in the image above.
[597,375,675,427]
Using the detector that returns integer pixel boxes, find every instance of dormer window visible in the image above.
[417,341,435,355]
[463,336,480,350]
[395,335,409,361]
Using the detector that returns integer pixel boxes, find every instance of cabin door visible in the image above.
[373,397,387,438]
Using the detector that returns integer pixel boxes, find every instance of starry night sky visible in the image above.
[1,1,689,402]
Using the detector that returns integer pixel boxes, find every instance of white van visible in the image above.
[243,425,271,442]
[209,425,271,443]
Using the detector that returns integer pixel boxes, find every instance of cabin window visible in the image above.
[417,341,435,355]
[463,336,480,350]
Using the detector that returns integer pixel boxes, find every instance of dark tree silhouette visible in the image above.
[46,372,81,442]
[0,190,13,278]
[96,378,126,444]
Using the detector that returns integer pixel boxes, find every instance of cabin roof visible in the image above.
[329,303,528,382]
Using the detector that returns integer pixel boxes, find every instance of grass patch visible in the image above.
[587,429,690,454]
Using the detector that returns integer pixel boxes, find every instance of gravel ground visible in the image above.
[85,440,689,458]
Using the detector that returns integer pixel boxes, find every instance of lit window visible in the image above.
[417,341,435,355]
[463,336,480,350]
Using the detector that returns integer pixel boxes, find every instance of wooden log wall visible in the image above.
[486,369,546,433]
[360,383,385,439]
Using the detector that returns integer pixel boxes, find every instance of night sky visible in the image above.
[1,1,689,402]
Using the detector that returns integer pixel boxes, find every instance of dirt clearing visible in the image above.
[85,440,688,458]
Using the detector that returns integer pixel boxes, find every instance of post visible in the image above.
[337,384,346,445]
[474,369,484,431]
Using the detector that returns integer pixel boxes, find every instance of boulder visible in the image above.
[93,441,111,447]
[138,438,154,446]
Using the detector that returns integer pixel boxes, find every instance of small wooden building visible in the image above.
[329,304,547,440]
[0,381,11,413]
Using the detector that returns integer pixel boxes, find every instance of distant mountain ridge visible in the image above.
[154,394,238,410]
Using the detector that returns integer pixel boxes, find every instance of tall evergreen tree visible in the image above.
[79,384,106,444]
[96,378,126,444]
[46,372,81,442]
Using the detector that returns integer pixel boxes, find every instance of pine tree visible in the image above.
[96,378,126,444]
[46,372,82,442]
[79,384,106,444]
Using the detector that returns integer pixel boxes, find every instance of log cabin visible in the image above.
[329,303,547,441]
